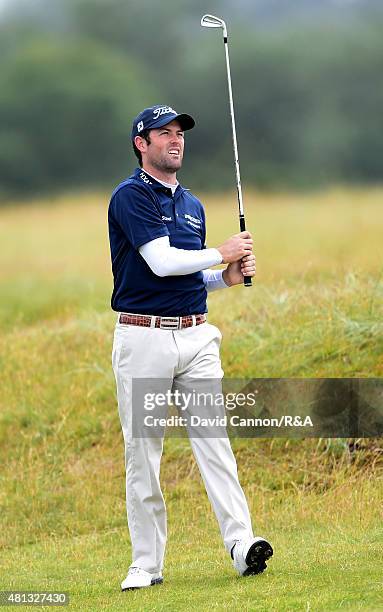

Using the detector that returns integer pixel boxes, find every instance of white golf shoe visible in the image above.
[121,567,163,591]
[232,536,273,576]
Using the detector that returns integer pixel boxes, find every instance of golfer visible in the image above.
[108,104,273,591]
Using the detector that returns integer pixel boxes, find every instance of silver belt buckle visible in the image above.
[159,316,180,330]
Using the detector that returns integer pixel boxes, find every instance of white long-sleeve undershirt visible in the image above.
[139,235,221,276]
[138,236,229,291]
[202,268,229,292]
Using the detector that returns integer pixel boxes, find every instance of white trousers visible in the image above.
[112,319,254,574]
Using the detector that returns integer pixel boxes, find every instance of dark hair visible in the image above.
[133,129,152,166]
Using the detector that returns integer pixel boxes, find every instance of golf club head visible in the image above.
[201,14,227,37]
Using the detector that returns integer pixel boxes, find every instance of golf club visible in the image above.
[201,14,252,287]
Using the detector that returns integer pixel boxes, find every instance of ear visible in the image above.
[134,135,147,154]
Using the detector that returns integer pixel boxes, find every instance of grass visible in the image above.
[0,188,382,610]
[1,440,382,610]
[2,476,382,611]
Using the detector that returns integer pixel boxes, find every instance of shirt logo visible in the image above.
[153,106,177,120]
[137,120,144,133]
[140,172,152,185]
[162,215,172,221]
[185,214,201,225]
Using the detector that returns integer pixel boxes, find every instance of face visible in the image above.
[136,119,185,173]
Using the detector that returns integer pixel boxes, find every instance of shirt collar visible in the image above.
[143,169,179,195]
[133,167,188,196]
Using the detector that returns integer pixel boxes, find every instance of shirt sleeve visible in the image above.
[138,236,222,277]
[200,205,207,249]
[202,269,230,292]
[111,184,169,249]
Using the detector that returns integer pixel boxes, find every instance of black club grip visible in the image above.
[239,215,252,287]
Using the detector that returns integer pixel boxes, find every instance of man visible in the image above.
[108,104,273,591]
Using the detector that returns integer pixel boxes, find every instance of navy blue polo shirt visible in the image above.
[108,168,208,316]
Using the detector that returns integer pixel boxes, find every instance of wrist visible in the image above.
[216,247,226,264]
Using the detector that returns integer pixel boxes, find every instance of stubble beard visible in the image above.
[150,152,183,174]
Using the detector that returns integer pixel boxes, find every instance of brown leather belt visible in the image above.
[118,312,206,330]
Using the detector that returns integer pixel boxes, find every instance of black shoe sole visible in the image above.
[121,577,164,591]
[243,539,273,576]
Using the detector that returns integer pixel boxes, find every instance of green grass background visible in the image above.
[0,189,382,610]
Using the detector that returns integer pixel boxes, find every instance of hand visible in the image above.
[222,253,256,287]
[217,231,253,264]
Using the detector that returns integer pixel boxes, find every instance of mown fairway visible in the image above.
[0,189,382,611]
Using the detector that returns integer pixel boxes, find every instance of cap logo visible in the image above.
[153,106,177,120]
[137,120,144,133]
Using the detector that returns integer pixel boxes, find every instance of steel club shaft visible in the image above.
[201,14,252,287]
